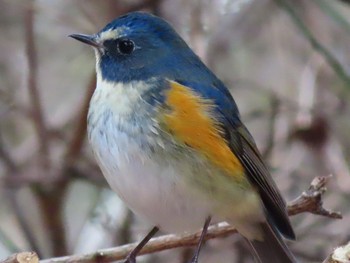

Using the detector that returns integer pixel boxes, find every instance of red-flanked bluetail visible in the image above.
[70,11,297,263]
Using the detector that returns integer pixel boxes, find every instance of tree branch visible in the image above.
[24,0,50,169]
[323,242,350,263]
[63,74,96,167]
[0,131,43,255]
[2,252,39,263]
[41,223,237,263]
[0,175,340,263]
[287,175,342,219]
[274,0,350,90]
[337,0,350,5]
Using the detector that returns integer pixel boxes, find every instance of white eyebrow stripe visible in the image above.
[98,26,129,42]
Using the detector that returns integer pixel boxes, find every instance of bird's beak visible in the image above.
[69,33,101,48]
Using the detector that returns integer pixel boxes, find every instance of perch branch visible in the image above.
[0,175,337,263]
[40,224,237,263]
[2,252,39,263]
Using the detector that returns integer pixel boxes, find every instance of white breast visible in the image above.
[88,78,265,237]
[88,79,214,233]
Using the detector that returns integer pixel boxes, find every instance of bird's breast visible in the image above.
[87,78,264,235]
[87,79,217,232]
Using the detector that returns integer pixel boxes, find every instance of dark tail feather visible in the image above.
[246,222,297,263]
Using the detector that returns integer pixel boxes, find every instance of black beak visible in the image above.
[69,33,100,48]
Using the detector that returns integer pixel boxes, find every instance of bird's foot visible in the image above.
[188,255,199,263]
[121,227,159,263]
[122,255,136,263]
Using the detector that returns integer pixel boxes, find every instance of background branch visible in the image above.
[287,175,342,218]
[24,0,50,169]
[0,129,42,255]
[63,74,96,167]
[274,0,350,90]
[1,1,349,262]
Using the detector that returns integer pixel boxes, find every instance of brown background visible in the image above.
[0,0,350,262]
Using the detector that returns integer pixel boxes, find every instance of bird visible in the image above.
[70,11,297,263]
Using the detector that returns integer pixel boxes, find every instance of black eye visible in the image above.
[117,39,135,55]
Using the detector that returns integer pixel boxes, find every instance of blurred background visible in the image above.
[0,0,350,262]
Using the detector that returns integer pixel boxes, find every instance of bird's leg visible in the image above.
[123,226,159,263]
[189,216,211,263]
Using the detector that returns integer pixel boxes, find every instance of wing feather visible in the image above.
[168,79,295,240]
[229,126,295,239]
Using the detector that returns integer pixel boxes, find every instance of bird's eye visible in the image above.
[117,39,135,55]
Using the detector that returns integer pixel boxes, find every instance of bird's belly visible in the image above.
[89,116,265,237]
[91,132,214,233]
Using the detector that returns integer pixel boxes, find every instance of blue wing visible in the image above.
[174,79,295,240]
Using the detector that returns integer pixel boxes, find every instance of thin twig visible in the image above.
[5,191,43,256]
[262,95,279,159]
[35,185,69,256]
[337,0,350,5]
[64,74,96,167]
[24,0,50,169]
[24,1,68,256]
[0,227,20,254]
[0,135,43,256]
[1,175,337,263]
[315,0,350,35]
[287,175,342,218]
[274,0,350,89]
[0,134,16,172]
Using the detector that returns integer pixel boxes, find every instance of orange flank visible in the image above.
[162,80,244,180]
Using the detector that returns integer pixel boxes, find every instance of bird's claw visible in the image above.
[122,255,136,263]
[188,255,199,263]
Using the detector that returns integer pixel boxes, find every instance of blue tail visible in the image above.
[247,222,297,263]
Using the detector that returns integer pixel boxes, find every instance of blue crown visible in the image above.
[96,12,218,83]
[100,12,181,44]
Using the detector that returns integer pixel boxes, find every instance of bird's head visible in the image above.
[70,12,198,83]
